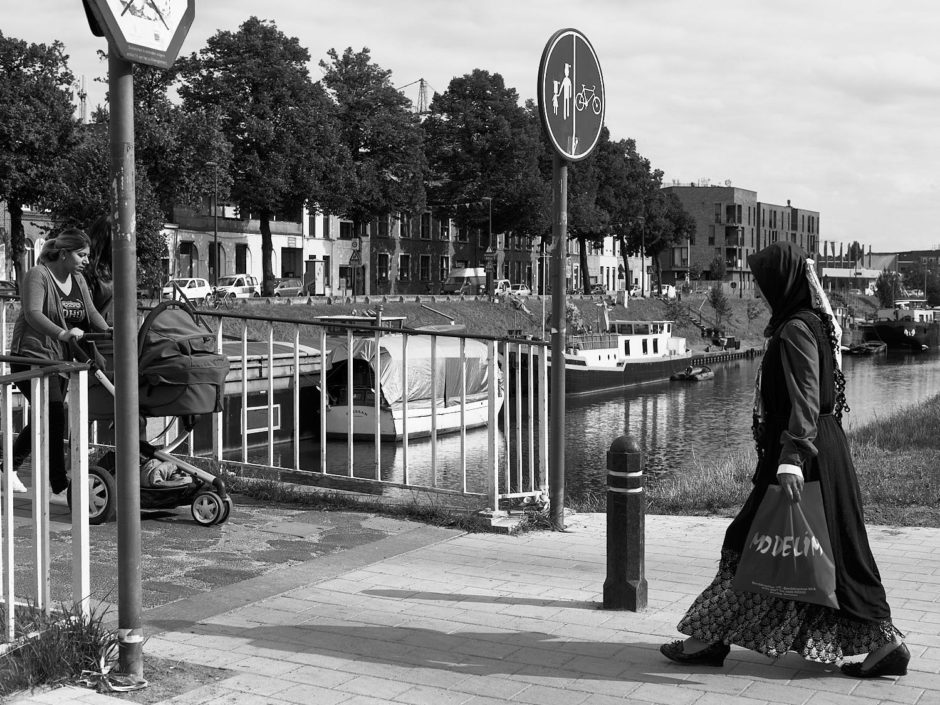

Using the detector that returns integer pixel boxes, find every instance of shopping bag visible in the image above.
[732,483,839,609]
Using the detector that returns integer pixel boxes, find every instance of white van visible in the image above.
[441,267,486,295]
[216,274,261,298]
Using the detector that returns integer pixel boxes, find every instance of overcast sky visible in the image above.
[7,0,940,252]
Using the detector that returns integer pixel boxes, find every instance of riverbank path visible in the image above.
[12,513,940,705]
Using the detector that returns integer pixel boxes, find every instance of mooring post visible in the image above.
[603,434,648,611]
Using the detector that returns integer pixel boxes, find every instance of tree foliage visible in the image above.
[319,47,427,234]
[179,17,352,294]
[0,31,76,283]
[874,270,900,307]
[423,70,548,245]
[707,282,733,328]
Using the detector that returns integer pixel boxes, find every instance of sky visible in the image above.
[5,0,940,253]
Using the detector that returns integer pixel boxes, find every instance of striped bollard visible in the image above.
[603,435,648,611]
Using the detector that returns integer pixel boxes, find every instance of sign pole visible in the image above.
[109,51,144,681]
[549,154,568,530]
[538,28,604,531]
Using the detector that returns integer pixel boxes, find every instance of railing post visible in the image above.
[603,434,647,611]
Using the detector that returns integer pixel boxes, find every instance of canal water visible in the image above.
[562,351,940,502]
[266,351,940,501]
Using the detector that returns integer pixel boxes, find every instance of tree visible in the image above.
[319,47,427,245]
[745,298,765,335]
[44,121,168,292]
[0,31,77,284]
[709,255,727,281]
[423,70,548,247]
[707,282,732,329]
[874,270,900,308]
[179,17,352,295]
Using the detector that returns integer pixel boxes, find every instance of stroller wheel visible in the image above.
[217,496,234,525]
[191,490,225,526]
[68,466,117,524]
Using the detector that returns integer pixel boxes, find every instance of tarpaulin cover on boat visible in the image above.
[327,334,498,407]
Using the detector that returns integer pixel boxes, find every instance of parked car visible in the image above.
[589,283,606,295]
[273,277,303,297]
[161,277,212,303]
[509,283,532,296]
[0,279,18,297]
[493,279,512,296]
[628,284,642,297]
[216,273,261,298]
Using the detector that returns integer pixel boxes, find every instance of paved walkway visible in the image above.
[10,513,940,705]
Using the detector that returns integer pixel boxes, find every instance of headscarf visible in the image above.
[747,241,812,337]
[748,241,845,433]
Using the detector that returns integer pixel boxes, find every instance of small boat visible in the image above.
[670,365,714,381]
[322,332,503,440]
[845,341,887,356]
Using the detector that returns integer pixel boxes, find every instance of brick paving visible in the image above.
[9,513,939,704]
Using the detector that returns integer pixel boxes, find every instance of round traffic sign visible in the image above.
[538,29,605,161]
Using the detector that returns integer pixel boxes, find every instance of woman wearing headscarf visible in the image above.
[7,228,110,499]
[660,241,908,678]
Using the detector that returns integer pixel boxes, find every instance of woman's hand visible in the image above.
[59,327,85,342]
[778,471,804,503]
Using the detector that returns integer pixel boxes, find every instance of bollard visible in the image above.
[603,434,648,611]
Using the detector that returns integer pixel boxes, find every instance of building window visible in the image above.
[708,225,715,246]
[377,217,389,238]
[457,225,469,243]
[714,203,722,224]
[321,214,331,239]
[439,218,450,240]
[377,253,389,281]
[419,254,431,281]
[398,254,411,281]
[339,221,353,239]
[439,255,449,282]
[400,213,411,238]
[420,213,431,239]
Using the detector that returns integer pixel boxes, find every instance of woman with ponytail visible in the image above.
[8,228,110,499]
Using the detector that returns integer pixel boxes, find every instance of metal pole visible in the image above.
[549,154,567,530]
[641,223,645,296]
[108,52,143,682]
[213,164,219,286]
[603,435,647,611]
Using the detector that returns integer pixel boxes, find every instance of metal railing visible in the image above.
[185,305,550,511]
[1,340,91,642]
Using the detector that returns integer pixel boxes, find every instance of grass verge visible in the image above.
[0,601,116,699]
[641,395,940,526]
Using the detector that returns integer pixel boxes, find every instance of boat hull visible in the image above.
[866,321,940,352]
[563,355,692,396]
[324,396,499,441]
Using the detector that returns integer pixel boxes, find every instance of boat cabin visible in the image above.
[876,300,938,324]
[312,314,407,336]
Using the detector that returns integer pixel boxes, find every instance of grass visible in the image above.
[0,601,118,699]
[639,395,940,526]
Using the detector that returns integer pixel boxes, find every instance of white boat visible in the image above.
[322,333,503,440]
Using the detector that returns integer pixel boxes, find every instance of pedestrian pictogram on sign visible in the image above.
[538,28,605,162]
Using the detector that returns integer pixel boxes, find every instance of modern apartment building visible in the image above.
[661,183,820,293]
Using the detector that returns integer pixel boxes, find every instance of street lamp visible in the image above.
[482,197,495,294]
[205,161,219,286]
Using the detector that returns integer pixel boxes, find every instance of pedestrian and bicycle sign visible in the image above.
[538,28,605,161]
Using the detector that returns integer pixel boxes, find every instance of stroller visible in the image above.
[71,299,233,526]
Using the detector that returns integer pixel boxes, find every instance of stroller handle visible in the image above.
[83,330,114,342]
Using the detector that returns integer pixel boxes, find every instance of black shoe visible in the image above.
[841,643,910,678]
[660,640,730,667]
